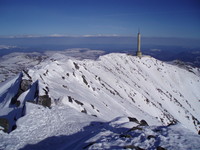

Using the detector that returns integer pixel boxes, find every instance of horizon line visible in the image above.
[0,34,200,40]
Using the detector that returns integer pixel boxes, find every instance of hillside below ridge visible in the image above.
[23,53,200,133]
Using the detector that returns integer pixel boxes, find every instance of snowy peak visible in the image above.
[0,53,200,135]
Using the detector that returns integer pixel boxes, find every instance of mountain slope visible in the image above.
[26,53,200,132]
[0,53,200,149]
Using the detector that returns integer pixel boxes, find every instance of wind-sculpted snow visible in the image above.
[0,53,200,149]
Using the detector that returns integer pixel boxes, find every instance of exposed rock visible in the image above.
[62,85,68,88]
[74,100,84,106]
[140,120,149,126]
[68,96,73,103]
[20,79,32,92]
[0,118,9,133]
[22,69,32,80]
[73,62,80,70]
[38,95,51,108]
[128,117,140,124]
[82,75,88,85]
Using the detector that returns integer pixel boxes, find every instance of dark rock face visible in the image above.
[0,118,9,133]
[68,96,73,103]
[73,62,80,70]
[20,79,32,92]
[128,117,140,124]
[82,75,88,85]
[38,95,51,108]
[10,79,32,107]
[140,120,149,126]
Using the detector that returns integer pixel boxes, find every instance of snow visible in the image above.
[86,123,200,150]
[0,73,24,132]
[0,48,105,83]
[0,52,46,83]
[0,103,101,150]
[1,103,200,150]
[0,53,200,149]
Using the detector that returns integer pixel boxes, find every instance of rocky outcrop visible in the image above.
[38,95,51,108]
[0,73,51,133]
[20,79,32,92]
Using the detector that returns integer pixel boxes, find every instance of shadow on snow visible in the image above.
[20,120,129,150]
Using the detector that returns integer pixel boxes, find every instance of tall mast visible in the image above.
[137,31,141,52]
[136,30,142,58]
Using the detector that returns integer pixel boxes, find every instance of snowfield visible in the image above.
[0,53,200,150]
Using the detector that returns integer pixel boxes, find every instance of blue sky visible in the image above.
[0,0,200,38]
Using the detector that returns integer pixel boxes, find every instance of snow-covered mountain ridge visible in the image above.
[28,53,200,131]
[0,53,200,149]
